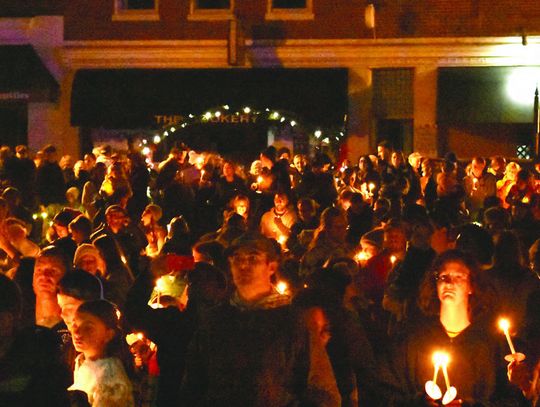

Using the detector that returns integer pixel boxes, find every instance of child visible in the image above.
[69,300,134,407]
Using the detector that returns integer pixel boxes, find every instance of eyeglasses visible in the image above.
[435,273,470,284]
[229,253,267,265]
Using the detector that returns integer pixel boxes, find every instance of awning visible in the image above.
[437,66,538,124]
[0,45,59,102]
[71,68,348,128]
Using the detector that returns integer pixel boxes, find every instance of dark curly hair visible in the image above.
[418,249,489,320]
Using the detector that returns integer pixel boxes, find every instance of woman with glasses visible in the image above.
[387,249,524,406]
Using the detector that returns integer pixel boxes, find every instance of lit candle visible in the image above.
[276,281,289,295]
[156,277,165,306]
[257,176,263,185]
[355,251,367,263]
[390,255,397,265]
[277,235,287,246]
[499,318,515,354]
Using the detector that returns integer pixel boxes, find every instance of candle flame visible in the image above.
[257,176,263,184]
[277,235,287,245]
[368,183,375,191]
[390,255,397,264]
[498,318,510,332]
[136,332,144,341]
[155,277,166,292]
[355,251,367,262]
[432,351,450,367]
[276,281,288,295]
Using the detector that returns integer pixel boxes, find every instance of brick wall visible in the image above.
[64,0,540,41]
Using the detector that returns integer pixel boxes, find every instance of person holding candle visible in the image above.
[68,299,135,406]
[388,249,524,406]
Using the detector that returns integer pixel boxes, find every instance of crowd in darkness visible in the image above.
[0,139,540,406]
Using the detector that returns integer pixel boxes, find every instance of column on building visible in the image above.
[346,66,372,163]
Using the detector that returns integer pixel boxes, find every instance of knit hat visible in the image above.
[73,243,102,267]
[53,208,81,227]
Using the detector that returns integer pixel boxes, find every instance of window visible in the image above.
[188,0,234,20]
[266,0,313,20]
[112,0,159,21]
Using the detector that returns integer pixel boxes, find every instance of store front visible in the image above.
[0,45,59,147]
[70,68,348,161]
[437,66,540,158]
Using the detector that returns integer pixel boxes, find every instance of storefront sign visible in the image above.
[0,92,30,101]
[204,114,257,124]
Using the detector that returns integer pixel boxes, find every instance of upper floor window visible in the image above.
[112,0,160,21]
[266,0,313,20]
[188,0,234,20]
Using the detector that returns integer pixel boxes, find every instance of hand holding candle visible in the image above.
[498,318,525,362]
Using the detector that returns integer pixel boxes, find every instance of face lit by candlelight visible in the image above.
[436,261,472,305]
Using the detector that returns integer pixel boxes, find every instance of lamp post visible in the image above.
[534,85,539,157]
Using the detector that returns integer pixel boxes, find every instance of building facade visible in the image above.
[1,0,540,161]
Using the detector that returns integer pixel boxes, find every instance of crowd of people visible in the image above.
[0,138,540,406]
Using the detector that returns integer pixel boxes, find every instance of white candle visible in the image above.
[498,318,517,355]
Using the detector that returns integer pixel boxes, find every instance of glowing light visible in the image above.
[170,127,176,132]
[265,108,270,112]
[433,351,450,367]
[223,105,230,110]
[32,213,38,220]
[506,67,540,105]
[290,120,297,127]
[271,111,280,119]
[40,212,48,219]
[142,139,148,145]
[163,131,168,137]
[277,235,287,245]
[136,332,144,341]
[188,114,194,118]
[215,111,221,117]
[120,255,128,264]
[280,117,286,123]
[355,251,367,262]
[243,106,251,113]
[257,176,263,184]
[390,255,397,265]
[153,135,161,144]
[314,130,322,138]
[142,147,151,155]
[181,123,187,128]
[155,277,165,293]
[322,137,330,144]
[204,112,212,119]
[276,281,289,295]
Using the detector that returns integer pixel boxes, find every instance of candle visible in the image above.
[277,235,287,246]
[426,351,457,405]
[498,318,516,354]
[257,176,263,184]
[390,255,397,265]
[156,277,165,307]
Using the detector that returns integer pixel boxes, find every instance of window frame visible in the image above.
[188,0,235,21]
[265,0,314,21]
[112,0,160,22]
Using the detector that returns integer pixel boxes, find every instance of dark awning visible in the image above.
[437,66,538,124]
[70,68,348,128]
[0,45,59,102]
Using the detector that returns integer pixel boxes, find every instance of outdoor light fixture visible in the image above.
[506,67,540,105]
